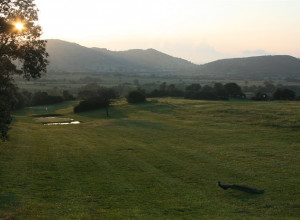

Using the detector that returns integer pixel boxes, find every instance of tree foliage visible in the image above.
[31,91,64,106]
[184,83,232,100]
[224,83,245,98]
[0,73,16,140]
[272,88,295,100]
[127,90,146,104]
[0,0,48,141]
[147,82,184,98]
[252,91,269,101]
[74,87,118,116]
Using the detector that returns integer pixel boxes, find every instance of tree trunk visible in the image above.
[105,105,109,117]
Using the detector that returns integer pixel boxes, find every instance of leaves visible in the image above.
[0,0,48,141]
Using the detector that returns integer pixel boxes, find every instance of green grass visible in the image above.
[1,98,300,219]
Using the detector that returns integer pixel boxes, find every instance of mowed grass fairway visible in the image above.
[1,98,300,219]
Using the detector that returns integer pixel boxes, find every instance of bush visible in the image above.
[127,90,146,103]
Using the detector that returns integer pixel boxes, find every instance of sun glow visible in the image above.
[14,22,24,31]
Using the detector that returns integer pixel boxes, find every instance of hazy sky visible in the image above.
[35,0,300,63]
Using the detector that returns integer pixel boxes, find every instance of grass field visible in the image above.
[1,98,300,219]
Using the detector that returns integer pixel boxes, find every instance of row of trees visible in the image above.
[146,82,296,101]
[185,83,245,100]
[252,88,296,101]
[68,81,298,118]
[146,82,245,100]
[147,82,184,98]
[9,89,74,110]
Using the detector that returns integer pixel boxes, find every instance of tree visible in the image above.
[127,90,146,104]
[252,91,269,101]
[31,91,64,106]
[224,83,245,99]
[213,83,227,100]
[167,84,184,97]
[0,0,48,141]
[272,88,295,100]
[184,83,201,99]
[0,73,17,140]
[98,88,118,116]
[62,90,75,101]
[74,87,118,117]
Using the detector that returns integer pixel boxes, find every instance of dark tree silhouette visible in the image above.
[127,90,146,104]
[213,83,228,99]
[74,87,118,117]
[184,83,201,99]
[252,91,269,101]
[224,83,245,98]
[272,88,295,100]
[0,0,49,141]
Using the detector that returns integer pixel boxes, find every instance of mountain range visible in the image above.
[46,39,300,79]
[46,39,197,73]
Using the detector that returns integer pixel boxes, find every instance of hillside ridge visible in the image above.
[46,39,197,73]
[46,39,300,79]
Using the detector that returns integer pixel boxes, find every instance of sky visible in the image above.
[35,0,300,64]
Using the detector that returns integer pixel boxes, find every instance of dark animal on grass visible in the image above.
[218,181,264,194]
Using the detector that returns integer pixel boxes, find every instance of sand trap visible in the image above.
[44,121,81,125]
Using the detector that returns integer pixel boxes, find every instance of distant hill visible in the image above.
[46,39,197,73]
[46,40,300,79]
[198,55,300,79]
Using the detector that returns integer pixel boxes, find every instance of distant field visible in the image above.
[1,98,300,219]
[16,72,290,94]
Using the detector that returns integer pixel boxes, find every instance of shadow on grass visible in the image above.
[31,113,64,117]
[114,119,164,130]
[75,106,128,119]
[13,101,77,116]
[132,100,175,115]
[230,191,265,201]
[0,192,20,209]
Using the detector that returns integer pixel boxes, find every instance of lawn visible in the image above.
[0,98,299,219]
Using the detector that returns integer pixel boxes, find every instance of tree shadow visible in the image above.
[229,190,265,201]
[75,106,128,119]
[132,100,175,115]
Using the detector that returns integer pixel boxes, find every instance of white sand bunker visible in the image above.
[32,114,80,125]
[45,121,81,125]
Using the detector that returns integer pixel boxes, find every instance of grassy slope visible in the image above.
[0,99,299,219]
